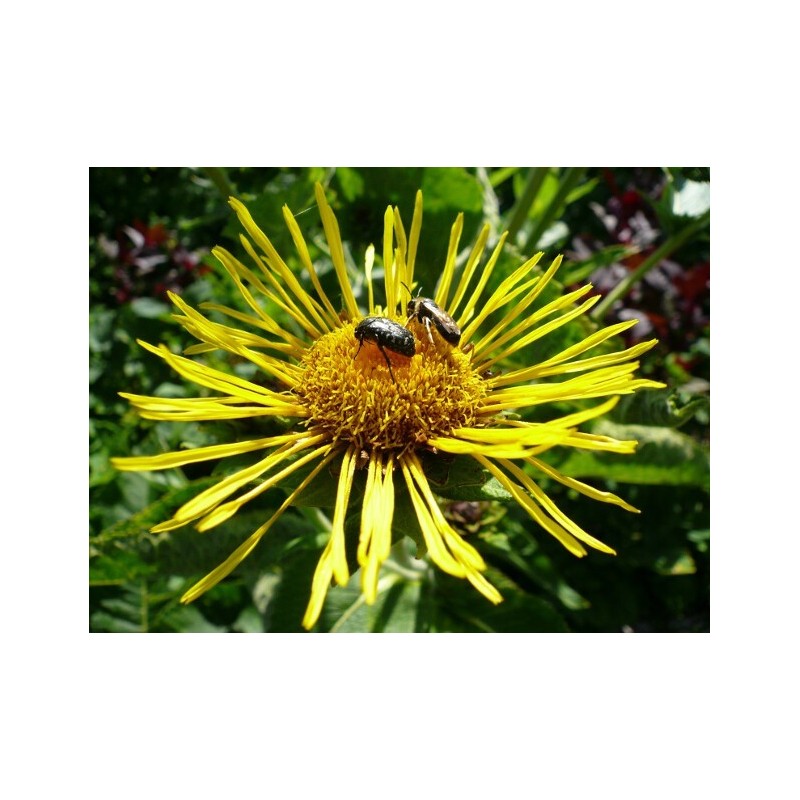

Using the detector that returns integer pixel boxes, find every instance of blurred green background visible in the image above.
[89,167,709,633]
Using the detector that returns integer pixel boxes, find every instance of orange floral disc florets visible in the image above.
[295,318,487,453]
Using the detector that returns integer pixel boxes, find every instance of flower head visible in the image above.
[112,183,664,630]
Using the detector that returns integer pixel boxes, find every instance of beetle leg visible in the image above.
[376,342,397,384]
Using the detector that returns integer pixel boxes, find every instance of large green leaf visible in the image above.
[555,421,709,489]
[322,574,424,633]
[418,452,513,502]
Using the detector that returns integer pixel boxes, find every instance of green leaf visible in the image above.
[565,176,599,205]
[323,574,424,632]
[92,476,219,544]
[431,569,569,632]
[418,452,513,501]
[488,166,520,188]
[611,389,710,428]
[391,486,427,558]
[653,548,697,576]
[335,167,365,201]
[420,168,484,214]
[471,593,570,632]
[274,453,359,508]
[555,421,709,489]
[560,244,637,285]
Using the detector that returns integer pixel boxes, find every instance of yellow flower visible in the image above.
[112,184,665,630]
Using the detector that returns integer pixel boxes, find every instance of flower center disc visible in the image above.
[296,319,487,452]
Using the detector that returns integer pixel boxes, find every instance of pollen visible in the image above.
[296,318,487,452]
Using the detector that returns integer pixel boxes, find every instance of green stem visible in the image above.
[523,166,586,252]
[590,212,709,321]
[506,167,548,242]
[200,167,235,200]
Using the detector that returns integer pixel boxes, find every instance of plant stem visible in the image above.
[590,211,709,321]
[200,167,235,200]
[523,166,586,252]
[506,167,548,242]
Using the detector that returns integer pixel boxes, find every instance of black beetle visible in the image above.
[406,296,461,346]
[354,316,415,383]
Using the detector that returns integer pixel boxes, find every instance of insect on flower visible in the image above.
[403,284,462,346]
[354,316,416,383]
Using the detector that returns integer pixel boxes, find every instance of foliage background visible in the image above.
[89,166,710,633]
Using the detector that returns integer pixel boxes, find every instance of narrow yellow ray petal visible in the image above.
[211,246,276,325]
[359,452,395,604]
[111,431,308,472]
[118,392,284,411]
[561,431,638,453]
[137,339,299,397]
[532,340,660,378]
[169,291,302,361]
[357,453,380,567]
[330,447,357,586]
[364,244,375,314]
[474,455,587,557]
[460,253,549,341]
[383,206,397,315]
[441,223,489,314]
[181,450,337,606]
[525,455,639,513]
[477,295,600,372]
[302,539,335,630]
[229,197,332,335]
[481,374,666,414]
[130,403,306,422]
[282,204,342,329]
[533,319,640,367]
[437,425,571,447]
[199,301,307,351]
[238,235,325,338]
[195,302,276,337]
[499,458,616,554]
[502,397,621,432]
[393,206,408,264]
[175,434,328,524]
[464,568,503,605]
[450,229,508,320]
[404,191,423,289]
[405,454,496,587]
[427,436,544,458]
[392,246,407,311]
[457,234,514,327]
[441,527,486,571]
[151,517,195,533]
[495,336,656,386]
[214,244,319,339]
[448,420,637,455]
[472,277,588,363]
[400,457,466,577]
[314,183,360,320]
[170,292,300,358]
[433,213,464,309]
[375,455,395,554]
[197,444,332,531]
[482,363,642,408]
[236,345,303,389]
